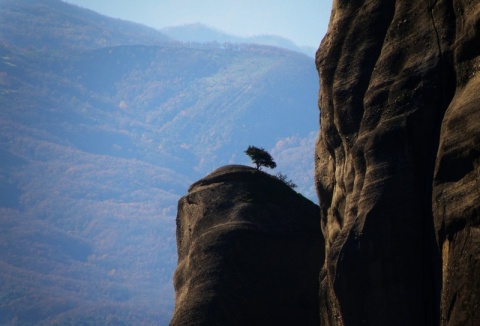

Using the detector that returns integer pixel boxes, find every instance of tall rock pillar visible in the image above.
[315,1,479,325]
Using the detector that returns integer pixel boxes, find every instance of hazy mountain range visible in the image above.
[161,23,317,58]
[0,0,319,324]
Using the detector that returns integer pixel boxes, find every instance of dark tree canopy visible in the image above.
[245,146,277,170]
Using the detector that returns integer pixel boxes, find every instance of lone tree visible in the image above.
[245,145,277,170]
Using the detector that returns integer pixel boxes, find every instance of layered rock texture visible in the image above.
[170,165,323,326]
[316,1,480,325]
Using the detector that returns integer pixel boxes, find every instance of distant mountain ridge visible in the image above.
[0,0,319,324]
[0,0,171,50]
[161,23,317,57]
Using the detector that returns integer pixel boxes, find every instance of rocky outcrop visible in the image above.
[170,165,323,326]
[316,1,480,325]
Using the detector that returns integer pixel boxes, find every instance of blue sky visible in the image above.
[64,0,332,48]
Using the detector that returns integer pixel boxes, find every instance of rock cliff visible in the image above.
[170,165,323,326]
[316,1,480,325]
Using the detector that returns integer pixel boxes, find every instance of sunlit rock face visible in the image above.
[170,165,323,326]
[315,1,479,325]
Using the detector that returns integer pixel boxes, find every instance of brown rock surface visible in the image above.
[170,165,323,326]
[316,1,479,325]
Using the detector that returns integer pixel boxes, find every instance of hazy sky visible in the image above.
[64,0,332,48]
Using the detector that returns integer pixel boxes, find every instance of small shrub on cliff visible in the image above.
[275,172,297,189]
[245,145,277,170]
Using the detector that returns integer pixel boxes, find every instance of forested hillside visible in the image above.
[0,0,319,324]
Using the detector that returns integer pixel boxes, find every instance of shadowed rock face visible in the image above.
[170,165,323,326]
[316,1,479,325]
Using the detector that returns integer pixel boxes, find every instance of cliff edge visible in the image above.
[170,165,323,326]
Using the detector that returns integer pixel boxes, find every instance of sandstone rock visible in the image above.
[316,1,479,325]
[170,165,323,326]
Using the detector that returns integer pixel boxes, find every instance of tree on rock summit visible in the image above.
[245,145,277,170]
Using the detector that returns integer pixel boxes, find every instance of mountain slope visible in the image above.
[0,0,319,324]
